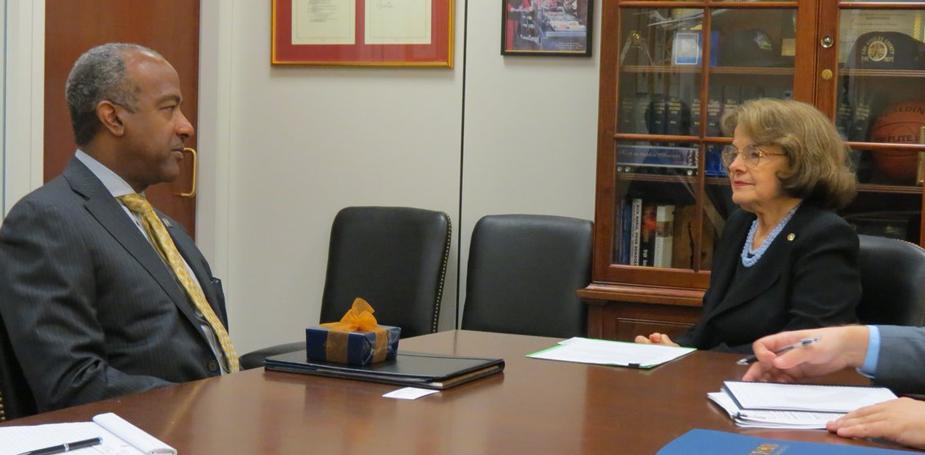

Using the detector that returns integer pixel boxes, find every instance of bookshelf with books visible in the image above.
[582,2,925,342]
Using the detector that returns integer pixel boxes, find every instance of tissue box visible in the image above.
[306,325,401,366]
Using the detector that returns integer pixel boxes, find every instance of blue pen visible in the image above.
[736,336,821,366]
[16,437,102,455]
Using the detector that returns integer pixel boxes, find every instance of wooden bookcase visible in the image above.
[581,1,925,341]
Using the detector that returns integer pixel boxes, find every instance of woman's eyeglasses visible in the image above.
[721,144,785,168]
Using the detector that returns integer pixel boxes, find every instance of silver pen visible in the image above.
[736,336,821,366]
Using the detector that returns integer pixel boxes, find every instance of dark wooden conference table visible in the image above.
[4,330,901,454]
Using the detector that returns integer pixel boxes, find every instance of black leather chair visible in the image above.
[0,311,36,420]
[462,214,592,338]
[856,234,925,326]
[240,206,452,369]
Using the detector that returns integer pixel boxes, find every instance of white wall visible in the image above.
[457,3,598,319]
[198,1,466,353]
[199,1,600,353]
[3,0,600,354]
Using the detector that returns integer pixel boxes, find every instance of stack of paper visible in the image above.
[709,381,898,429]
[527,337,695,369]
[708,391,841,429]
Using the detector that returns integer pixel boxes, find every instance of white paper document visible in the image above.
[365,0,431,45]
[527,337,695,369]
[383,387,440,400]
[708,391,842,429]
[0,413,175,455]
[291,0,356,45]
[723,381,898,413]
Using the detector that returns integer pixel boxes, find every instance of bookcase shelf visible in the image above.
[621,65,701,74]
[704,178,922,195]
[856,183,923,195]
[840,68,925,78]
[709,66,795,76]
[621,65,795,76]
[589,0,925,341]
[617,172,698,184]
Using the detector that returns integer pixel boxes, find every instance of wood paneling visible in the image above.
[45,0,200,235]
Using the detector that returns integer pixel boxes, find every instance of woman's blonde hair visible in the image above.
[721,98,857,210]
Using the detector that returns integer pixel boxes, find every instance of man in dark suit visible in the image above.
[0,43,238,412]
[744,325,925,450]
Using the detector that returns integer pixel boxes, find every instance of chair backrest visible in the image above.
[319,207,451,337]
[856,234,925,326]
[0,311,36,420]
[462,214,592,338]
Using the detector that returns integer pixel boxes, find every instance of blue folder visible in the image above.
[657,429,913,454]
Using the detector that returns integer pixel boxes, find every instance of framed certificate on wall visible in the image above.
[272,0,454,67]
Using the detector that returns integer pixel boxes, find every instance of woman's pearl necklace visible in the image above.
[741,204,801,268]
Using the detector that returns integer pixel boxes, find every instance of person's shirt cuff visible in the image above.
[857,325,880,378]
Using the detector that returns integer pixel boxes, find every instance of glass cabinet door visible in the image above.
[609,4,803,277]
[613,141,699,268]
[708,8,797,137]
[592,0,925,314]
[835,6,925,244]
[614,9,704,273]
[617,8,703,136]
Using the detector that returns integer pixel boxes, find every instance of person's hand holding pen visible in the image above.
[742,326,871,383]
[736,336,822,366]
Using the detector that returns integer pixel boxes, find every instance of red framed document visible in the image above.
[272,0,454,67]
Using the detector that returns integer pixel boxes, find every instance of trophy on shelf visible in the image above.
[620,30,654,65]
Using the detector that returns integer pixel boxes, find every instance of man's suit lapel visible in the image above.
[62,159,206,331]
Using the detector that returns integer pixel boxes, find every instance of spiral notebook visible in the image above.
[722,380,898,413]
[708,391,840,429]
[265,350,505,390]
[0,412,175,455]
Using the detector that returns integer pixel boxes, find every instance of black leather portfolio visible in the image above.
[264,350,505,390]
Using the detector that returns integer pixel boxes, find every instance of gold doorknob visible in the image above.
[175,147,198,198]
[821,69,833,80]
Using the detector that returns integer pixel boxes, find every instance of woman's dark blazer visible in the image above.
[676,204,861,353]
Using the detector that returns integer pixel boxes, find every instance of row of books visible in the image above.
[616,145,729,178]
[835,91,874,142]
[615,200,716,269]
[618,85,792,137]
[616,145,698,176]
[619,94,696,136]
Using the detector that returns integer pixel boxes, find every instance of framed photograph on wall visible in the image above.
[272,0,454,67]
[502,0,593,56]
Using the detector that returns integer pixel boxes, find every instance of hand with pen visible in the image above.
[743,325,925,450]
[742,326,869,383]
